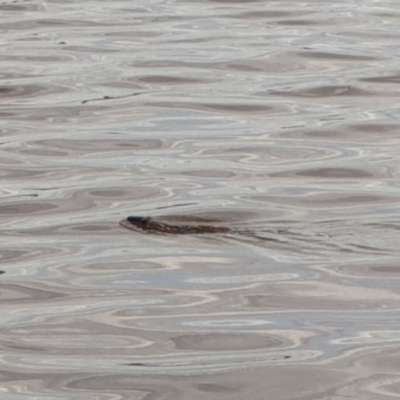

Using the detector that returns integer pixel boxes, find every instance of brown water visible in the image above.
[1,0,400,399]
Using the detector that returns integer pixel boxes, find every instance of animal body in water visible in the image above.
[119,216,286,244]
[120,216,232,235]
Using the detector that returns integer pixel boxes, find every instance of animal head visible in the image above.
[127,216,151,229]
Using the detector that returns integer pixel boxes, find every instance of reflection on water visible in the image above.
[1,0,400,398]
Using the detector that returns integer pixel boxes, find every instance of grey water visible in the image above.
[1,0,400,399]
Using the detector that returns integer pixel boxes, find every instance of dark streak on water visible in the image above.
[1,0,400,399]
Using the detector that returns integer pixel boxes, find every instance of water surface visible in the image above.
[1,0,400,399]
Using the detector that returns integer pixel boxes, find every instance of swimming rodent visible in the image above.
[120,216,231,235]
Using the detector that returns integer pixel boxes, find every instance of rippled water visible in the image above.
[2,0,400,398]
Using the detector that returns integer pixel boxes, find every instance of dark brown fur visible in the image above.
[120,216,231,235]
